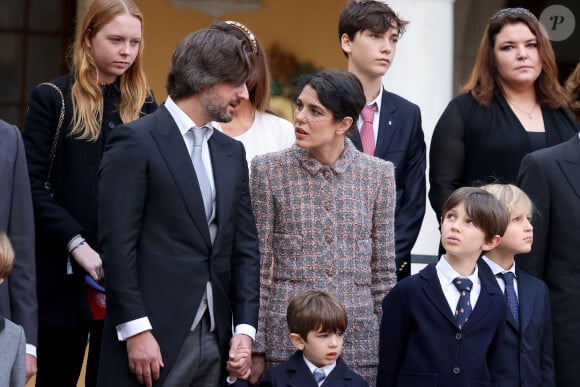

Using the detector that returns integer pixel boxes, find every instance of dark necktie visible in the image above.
[453,277,473,329]
[313,368,326,384]
[190,127,213,223]
[499,272,519,329]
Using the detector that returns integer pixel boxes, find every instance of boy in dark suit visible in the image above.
[479,183,554,386]
[258,290,367,387]
[338,0,426,280]
[377,187,509,386]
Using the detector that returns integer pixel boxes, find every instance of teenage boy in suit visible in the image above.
[479,183,554,387]
[338,0,426,280]
[377,187,508,386]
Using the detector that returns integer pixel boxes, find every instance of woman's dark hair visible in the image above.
[462,7,567,108]
[293,69,365,132]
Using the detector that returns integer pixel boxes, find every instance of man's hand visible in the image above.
[126,330,164,387]
[227,334,253,380]
[25,354,37,382]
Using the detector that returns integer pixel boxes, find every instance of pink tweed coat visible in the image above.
[250,139,396,384]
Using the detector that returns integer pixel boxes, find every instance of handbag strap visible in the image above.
[39,82,65,188]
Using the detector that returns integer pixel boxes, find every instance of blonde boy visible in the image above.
[479,184,555,386]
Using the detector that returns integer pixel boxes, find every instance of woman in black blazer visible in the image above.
[429,7,578,220]
[22,1,157,386]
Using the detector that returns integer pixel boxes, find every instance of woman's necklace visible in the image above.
[507,99,538,120]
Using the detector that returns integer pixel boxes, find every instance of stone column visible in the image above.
[380,0,455,264]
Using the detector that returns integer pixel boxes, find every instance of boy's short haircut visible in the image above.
[442,187,509,242]
[338,0,409,42]
[287,291,348,341]
[0,233,15,280]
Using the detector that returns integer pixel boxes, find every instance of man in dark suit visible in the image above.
[339,1,426,281]
[97,28,260,387]
[516,133,580,387]
[0,119,38,382]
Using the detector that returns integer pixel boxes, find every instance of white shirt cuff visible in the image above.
[234,324,256,341]
[116,317,152,341]
[26,344,37,357]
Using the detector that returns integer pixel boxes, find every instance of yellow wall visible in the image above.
[137,0,349,100]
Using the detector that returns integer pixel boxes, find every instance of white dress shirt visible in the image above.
[481,256,519,297]
[435,255,481,315]
[115,97,255,341]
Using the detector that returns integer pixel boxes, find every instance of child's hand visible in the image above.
[227,336,252,381]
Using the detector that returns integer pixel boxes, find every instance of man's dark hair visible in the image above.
[166,28,252,99]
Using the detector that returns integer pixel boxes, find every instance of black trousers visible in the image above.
[36,315,89,387]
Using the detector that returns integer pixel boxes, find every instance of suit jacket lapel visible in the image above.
[517,269,535,334]
[322,357,350,386]
[421,265,458,328]
[375,90,397,157]
[150,106,212,248]
[208,132,235,249]
[478,259,518,330]
[559,135,580,200]
[464,275,501,331]
[287,352,318,387]
[0,129,7,180]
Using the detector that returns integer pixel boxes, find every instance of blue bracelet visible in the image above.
[69,239,86,254]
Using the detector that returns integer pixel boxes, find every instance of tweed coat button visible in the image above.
[324,200,332,211]
[455,333,462,340]
[324,231,333,243]
[326,263,337,277]
[452,367,461,375]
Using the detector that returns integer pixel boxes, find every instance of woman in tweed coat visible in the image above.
[250,70,397,385]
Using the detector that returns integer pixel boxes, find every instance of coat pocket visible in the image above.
[272,233,303,282]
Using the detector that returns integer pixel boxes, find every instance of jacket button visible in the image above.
[108,121,115,129]
[455,333,462,340]
[324,231,333,243]
[452,367,460,375]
